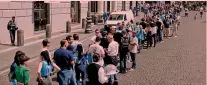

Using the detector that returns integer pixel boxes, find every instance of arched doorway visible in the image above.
[71,1,81,23]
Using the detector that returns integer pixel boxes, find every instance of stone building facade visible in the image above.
[0,1,139,43]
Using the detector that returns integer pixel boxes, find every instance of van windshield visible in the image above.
[108,14,124,20]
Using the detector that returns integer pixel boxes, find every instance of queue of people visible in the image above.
[7,2,186,85]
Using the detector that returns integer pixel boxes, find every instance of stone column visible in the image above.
[97,1,104,23]
[112,1,117,12]
[97,1,104,14]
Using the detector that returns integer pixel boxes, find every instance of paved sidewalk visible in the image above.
[0,23,83,51]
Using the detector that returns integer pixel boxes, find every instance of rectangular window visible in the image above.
[91,1,97,12]
[107,1,110,12]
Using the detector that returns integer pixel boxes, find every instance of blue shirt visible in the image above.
[10,62,17,79]
[53,48,74,69]
[40,60,51,77]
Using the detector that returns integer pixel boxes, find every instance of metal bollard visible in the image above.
[46,24,51,38]
[17,30,24,46]
[66,21,71,33]
[82,18,86,29]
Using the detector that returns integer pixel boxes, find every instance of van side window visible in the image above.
[117,14,124,20]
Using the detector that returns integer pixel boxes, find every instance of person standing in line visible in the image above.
[128,31,138,71]
[163,17,170,39]
[66,35,74,52]
[119,30,129,74]
[15,55,30,85]
[105,35,119,84]
[8,51,25,85]
[86,53,108,85]
[156,18,163,43]
[151,23,157,47]
[53,40,77,85]
[145,23,152,49]
[75,44,87,85]
[171,17,178,37]
[71,34,82,53]
[136,22,144,53]
[88,37,105,66]
[91,29,101,43]
[41,39,60,73]
[100,31,109,49]
[7,16,18,46]
[37,51,53,85]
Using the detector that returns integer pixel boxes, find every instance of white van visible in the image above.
[106,10,134,27]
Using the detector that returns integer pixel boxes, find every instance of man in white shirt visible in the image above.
[105,35,119,84]
[129,31,138,70]
[88,37,105,66]
[106,35,119,57]
[91,29,101,43]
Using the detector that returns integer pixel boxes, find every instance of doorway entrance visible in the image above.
[33,1,50,31]
[71,1,81,23]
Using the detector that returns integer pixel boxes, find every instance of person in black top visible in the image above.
[100,31,109,49]
[156,19,163,42]
[87,53,107,85]
[140,18,146,29]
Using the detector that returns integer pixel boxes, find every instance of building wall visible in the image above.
[0,1,33,43]
[125,1,130,10]
[117,1,122,11]
[50,2,71,32]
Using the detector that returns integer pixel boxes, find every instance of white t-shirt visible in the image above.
[129,37,138,53]
[91,35,97,43]
[151,27,157,34]
[108,41,119,56]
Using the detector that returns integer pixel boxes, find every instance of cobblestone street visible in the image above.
[118,11,206,85]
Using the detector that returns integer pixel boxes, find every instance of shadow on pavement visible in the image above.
[0,43,13,46]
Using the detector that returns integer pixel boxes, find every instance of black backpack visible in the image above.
[121,36,129,49]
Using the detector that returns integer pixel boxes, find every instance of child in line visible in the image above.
[37,50,54,85]
[8,51,25,85]
[15,54,30,85]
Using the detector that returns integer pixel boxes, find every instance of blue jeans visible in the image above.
[108,74,118,83]
[130,52,136,68]
[57,68,77,85]
[11,79,17,85]
[138,38,143,51]
[157,29,163,42]
[75,65,86,85]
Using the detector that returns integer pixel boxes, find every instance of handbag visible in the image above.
[110,56,119,66]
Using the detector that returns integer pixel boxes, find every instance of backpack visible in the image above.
[121,36,129,50]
